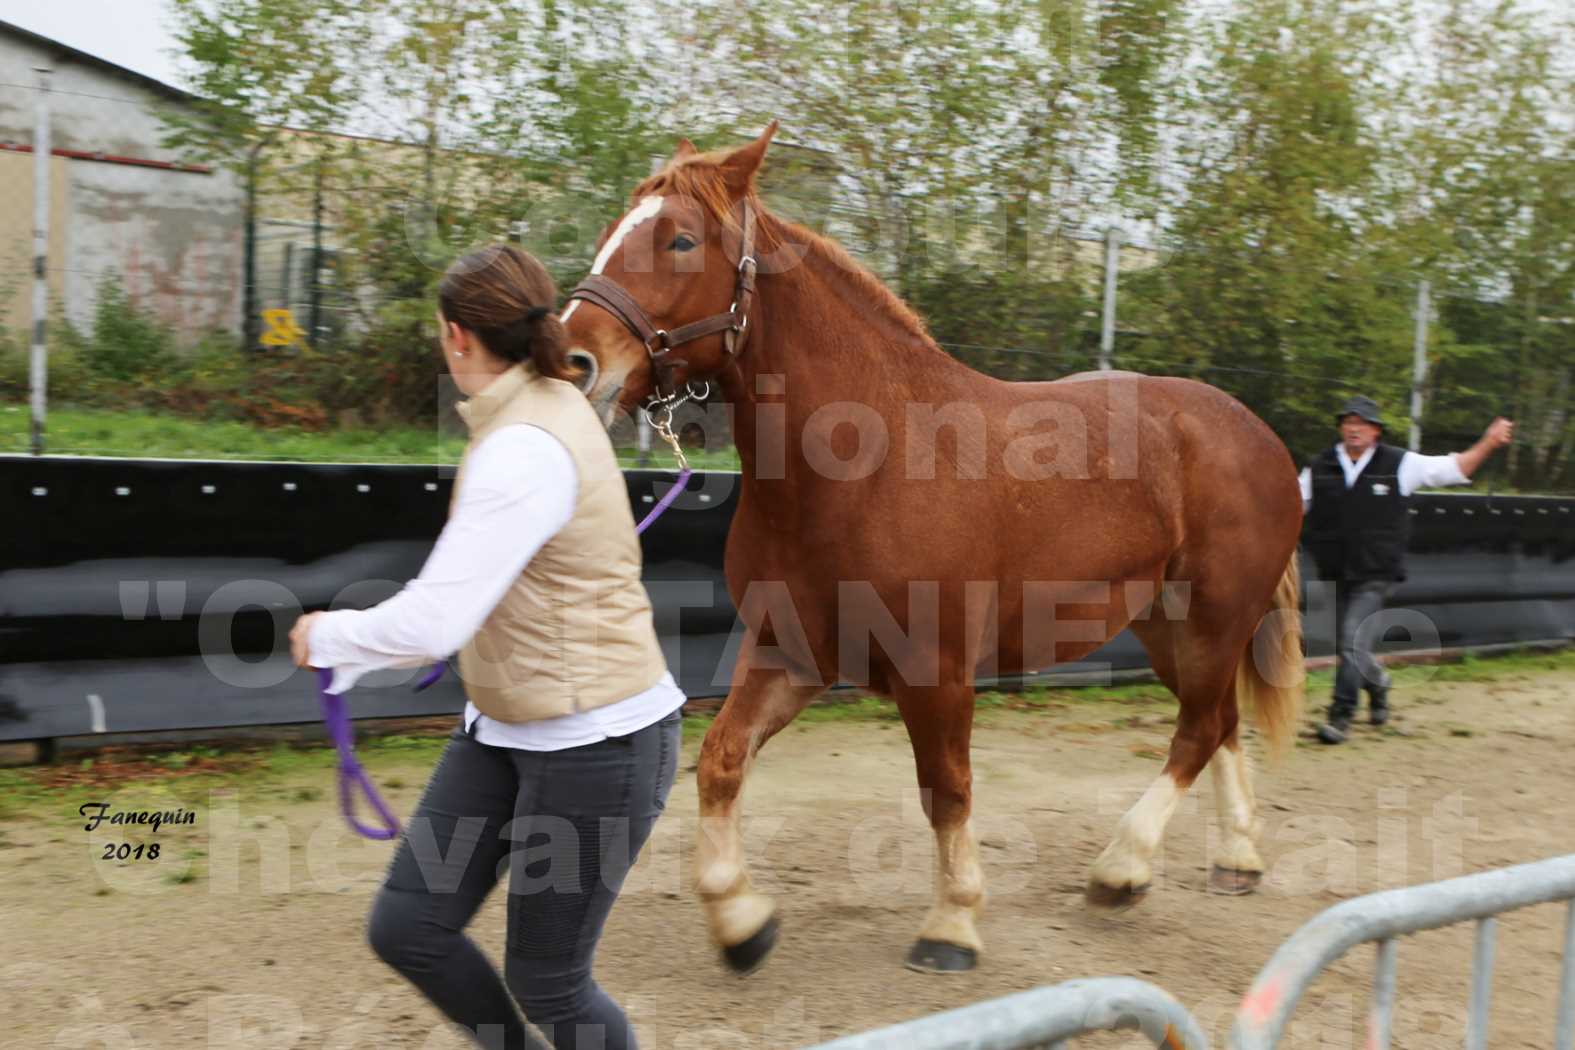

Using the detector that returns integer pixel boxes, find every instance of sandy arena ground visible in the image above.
[5,663,1574,1049]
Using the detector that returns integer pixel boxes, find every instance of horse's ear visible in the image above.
[673,137,698,160]
[719,120,779,194]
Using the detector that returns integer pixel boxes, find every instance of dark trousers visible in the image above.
[1330,580,1393,721]
[367,710,681,1050]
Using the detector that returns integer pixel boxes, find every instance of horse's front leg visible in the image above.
[893,679,984,973]
[695,652,822,973]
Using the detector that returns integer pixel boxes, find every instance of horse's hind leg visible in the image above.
[696,659,821,973]
[893,679,984,974]
[1127,611,1268,895]
[1087,610,1247,906]
[1207,726,1265,894]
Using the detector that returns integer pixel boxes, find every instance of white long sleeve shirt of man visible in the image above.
[307,423,685,750]
[1297,445,1470,512]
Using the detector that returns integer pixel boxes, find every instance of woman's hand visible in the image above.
[1483,417,1515,449]
[290,612,326,669]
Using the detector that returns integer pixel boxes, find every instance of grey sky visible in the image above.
[2,0,1564,118]
[0,0,184,89]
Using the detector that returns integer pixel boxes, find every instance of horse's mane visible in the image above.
[634,154,936,347]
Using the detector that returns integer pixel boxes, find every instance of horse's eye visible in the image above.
[670,234,698,252]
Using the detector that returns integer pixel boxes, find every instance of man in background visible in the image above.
[1302,396,1514,744]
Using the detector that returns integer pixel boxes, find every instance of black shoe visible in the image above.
[1317,720,1351,745]
[1369,686,1390,726]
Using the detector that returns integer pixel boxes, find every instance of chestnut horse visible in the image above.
[562,123,1304,974]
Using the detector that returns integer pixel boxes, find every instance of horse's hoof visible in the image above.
[720,915,779,975]
[1209,865,1262,896]
[904,939,979,975]
[1085,879,1150,910]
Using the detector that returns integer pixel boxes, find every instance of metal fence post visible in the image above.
[1409,279,1431,451]
[29,66,51,456]
[1466,917,1498,1050]
[1099,226,1121,372]
[1369,938,1397,1050]
[1555,900,1575,1050]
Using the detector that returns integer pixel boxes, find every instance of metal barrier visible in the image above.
[805,855,1575,1050]
[1230,853,1575,1050]
[803,977,1207,1050]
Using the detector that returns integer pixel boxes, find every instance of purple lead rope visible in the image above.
[636,468,693,535]
[318,468,694,840]
[316,667,402,840]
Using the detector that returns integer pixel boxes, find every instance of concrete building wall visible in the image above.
[0,150,66,337]
[0,27,245,344]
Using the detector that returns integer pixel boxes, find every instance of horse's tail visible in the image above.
[1236,553,1304,759]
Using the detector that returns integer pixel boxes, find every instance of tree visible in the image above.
[1137,0,1414,456]
[165,0,366,349]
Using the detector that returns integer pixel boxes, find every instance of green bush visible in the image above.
[0,324,23,400]
[139,332,335,430]
[3,277,448,435]
[315,298,447,427]
[74,280,179,382]
[0,315,105,406]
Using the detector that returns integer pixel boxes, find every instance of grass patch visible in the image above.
[0,770,60,822]
[1,405,461,463]
[1387,646,1575,685]
[1,404,742,470]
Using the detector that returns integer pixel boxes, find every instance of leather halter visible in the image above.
[565,201,758,403]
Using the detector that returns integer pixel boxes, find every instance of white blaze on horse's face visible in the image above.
[561,194,666,329]
[562,194,668,422]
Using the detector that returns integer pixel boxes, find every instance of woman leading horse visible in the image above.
[292,246,683,1048]
[562,123,1304,974]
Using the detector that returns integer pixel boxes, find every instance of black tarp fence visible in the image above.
[2,454,1572,742]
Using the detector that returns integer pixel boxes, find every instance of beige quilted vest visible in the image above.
[450,362,666,722]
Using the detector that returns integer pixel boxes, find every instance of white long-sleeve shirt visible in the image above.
[307,423,685,751]
[1297,445,1470,511]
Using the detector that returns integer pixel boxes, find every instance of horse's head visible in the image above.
[562,121,779,425]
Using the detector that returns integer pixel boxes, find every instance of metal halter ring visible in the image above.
[644,377,710,441]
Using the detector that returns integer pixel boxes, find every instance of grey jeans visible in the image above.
[367,709,681,1050]
[1331,579,1393,719]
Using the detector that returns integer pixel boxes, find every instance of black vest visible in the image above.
[1305,443,1411,581]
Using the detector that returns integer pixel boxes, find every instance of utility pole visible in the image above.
[637,409,652,468]
[243,139,264,351]
[29,67,51,456]
[1409,280,1431,452]
[309,155,324,348]
[1098,225,1121,371]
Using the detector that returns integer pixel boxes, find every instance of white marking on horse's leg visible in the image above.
[697,764,778,947]
[1210,742,1265,872]
[697,792,773,946]
[918,818,984,950]
[1090,773,1183,891]
[695,674,817,947]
